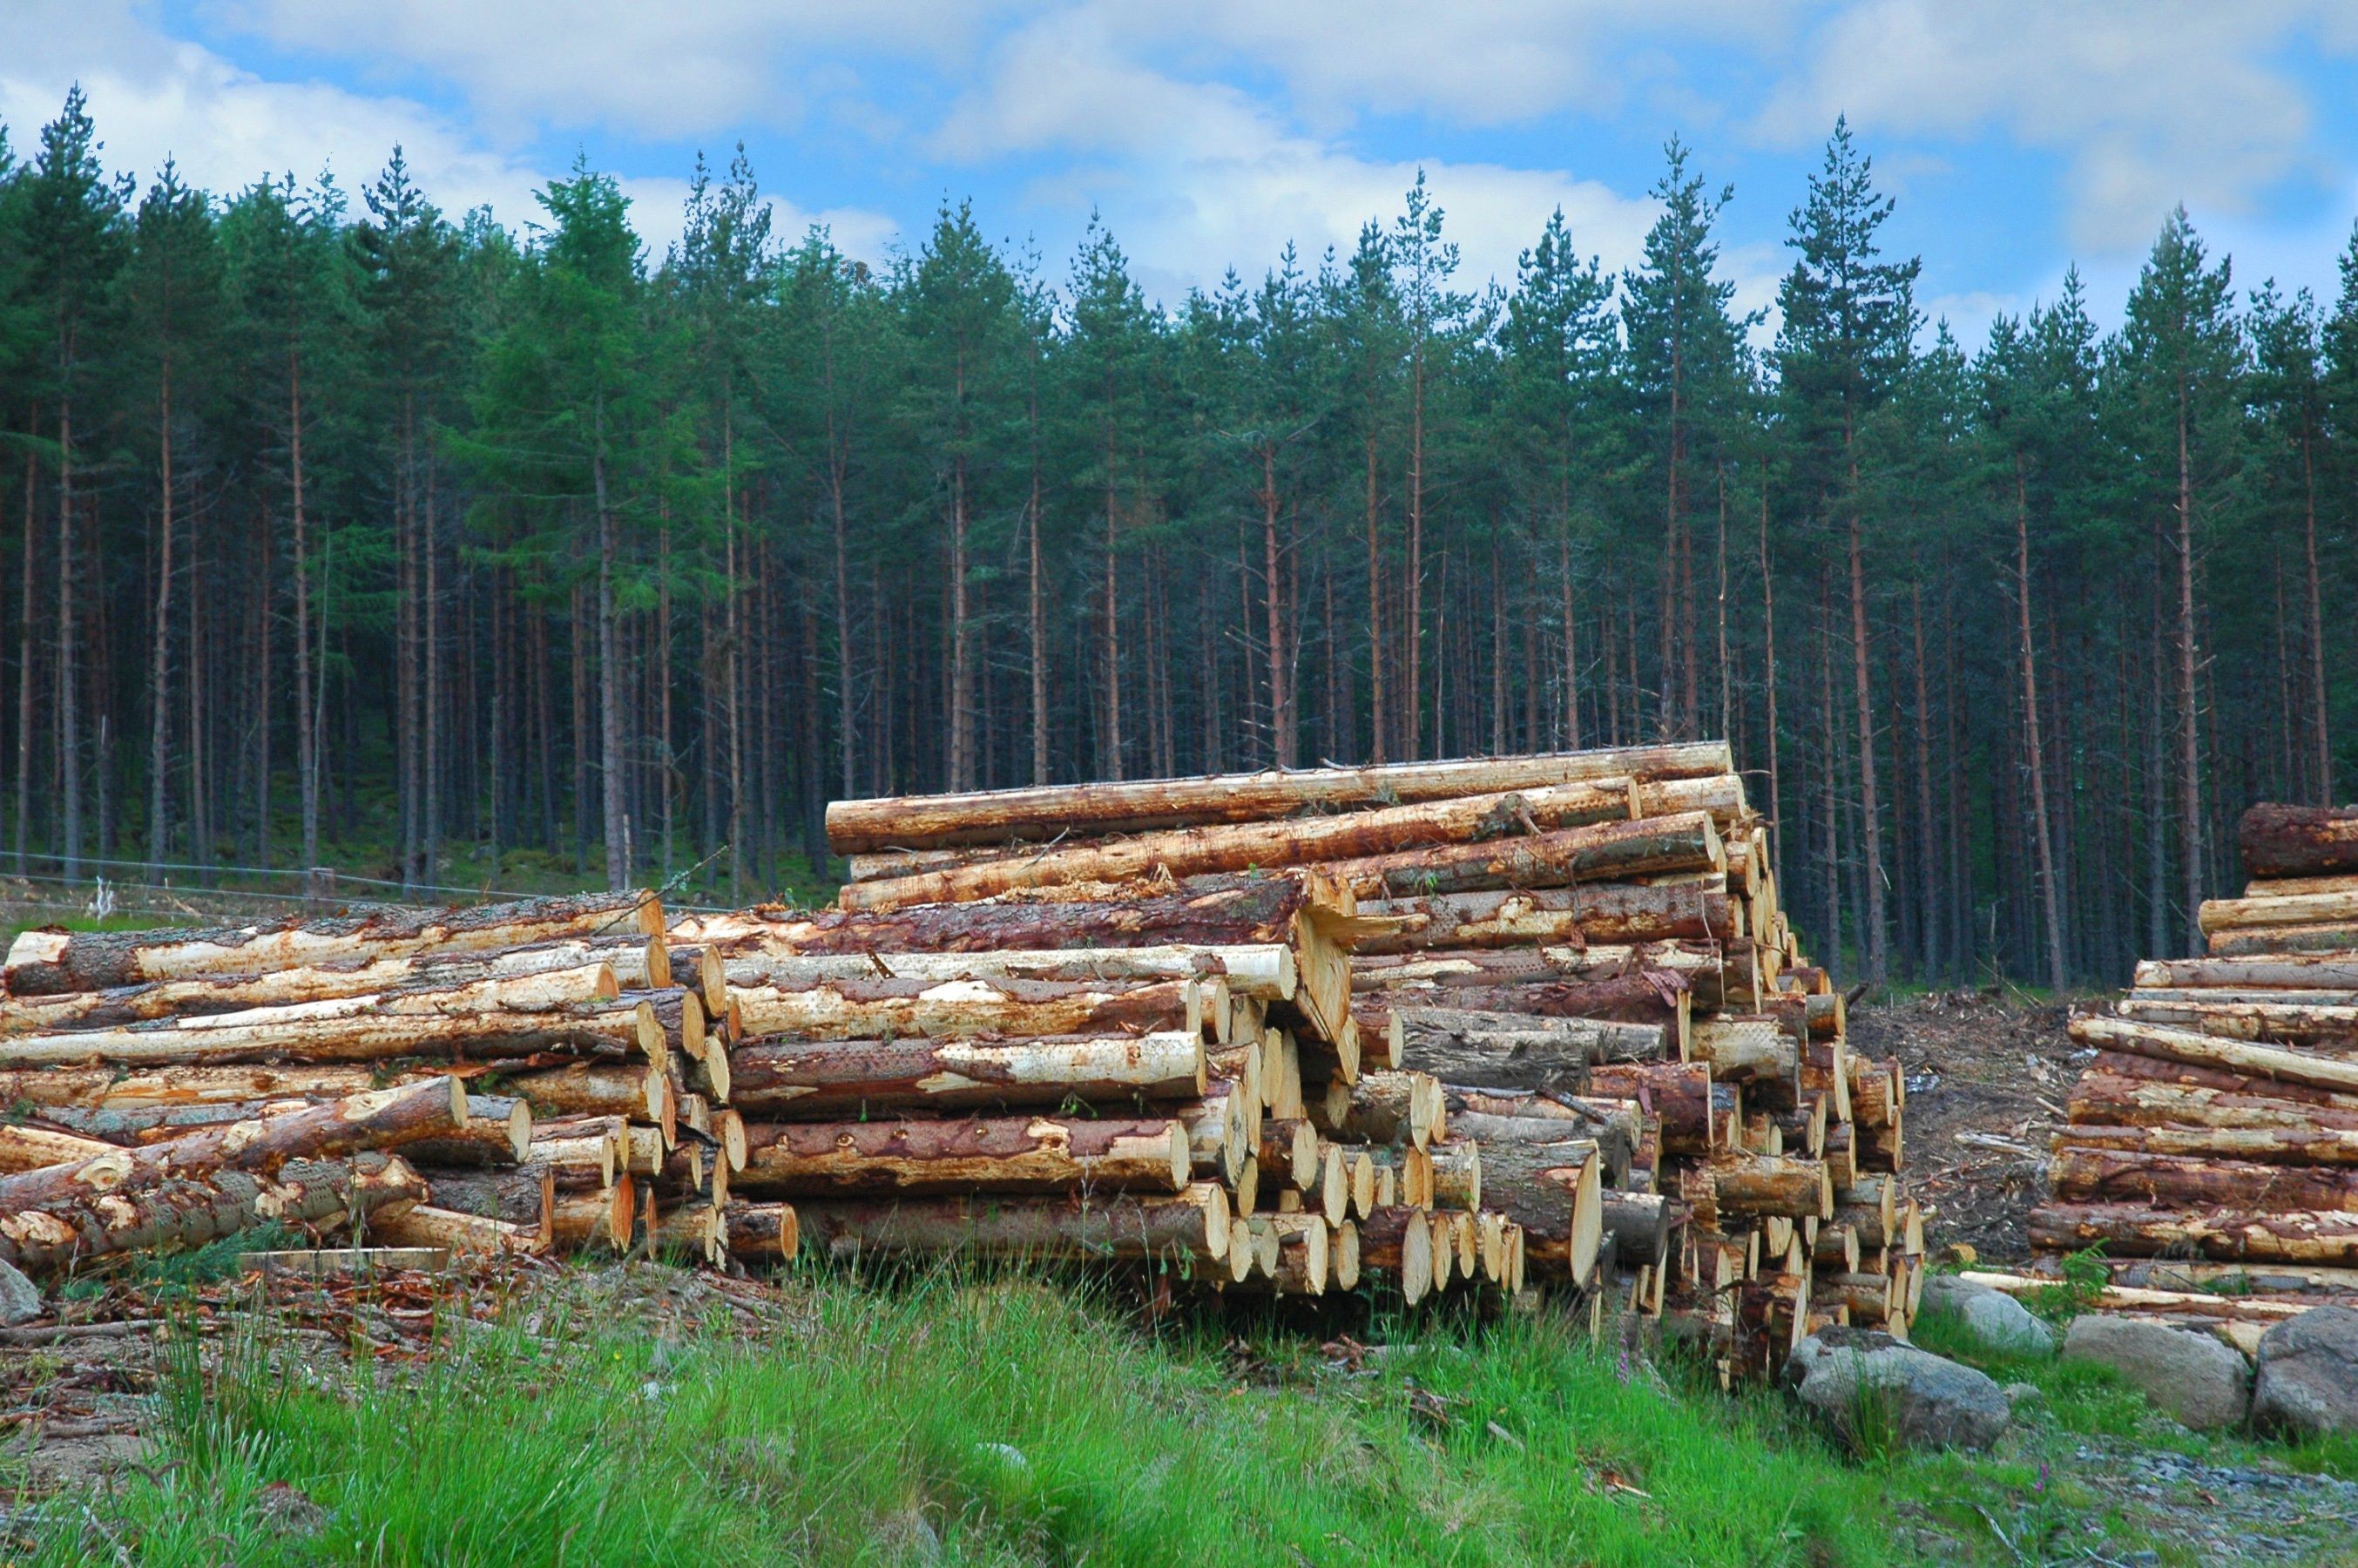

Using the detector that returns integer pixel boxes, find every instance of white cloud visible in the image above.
[1754,0,2355,252]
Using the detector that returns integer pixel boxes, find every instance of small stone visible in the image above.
[2003,1381,2045,1412]
[0,1261,42,1327]
[1782,1327,2011,1452]
[2252,1305,2358,1440]
[2062,1315,2251,1431]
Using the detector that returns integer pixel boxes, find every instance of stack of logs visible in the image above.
[2026,801,2358,1342]
[796,740,1925,1381]
[0,893,794,1272]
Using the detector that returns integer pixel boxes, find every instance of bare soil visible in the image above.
[1846,989,2084,1266]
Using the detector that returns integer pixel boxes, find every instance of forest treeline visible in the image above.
[0,87,2347,984]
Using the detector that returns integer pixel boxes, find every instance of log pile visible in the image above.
[788,740,1924,1377]
[2030,801,2358,1336]
[0,892,790,1271]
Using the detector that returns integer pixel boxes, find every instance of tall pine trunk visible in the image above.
[2015,467,2066,989]
[1847,416,1886,983]
[2173,368,2205,952]
[56,384,80,881]
[592,402,626,892]
[146,363,174,876]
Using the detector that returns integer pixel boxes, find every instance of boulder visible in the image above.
[0,1260,41,1327]
[2062,1315,2250,1430]
[2252,1306,2358,1440]
[1919,1275,2057,1355]
[1782,1327,2011,1452]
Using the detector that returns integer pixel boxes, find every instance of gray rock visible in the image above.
[1782,1327,2011,1452]
[2062,1315,2250,1430]
[1919,1275,2057,1355]
[2253,1305,2358,1440]
[2003,1381,2046,1413]
[0,1260,41,1327]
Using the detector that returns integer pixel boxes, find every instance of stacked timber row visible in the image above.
[667,871,1519,1303]
[0,892,794,1271]
[800,740,1924,1377]
[2029,801,2358,1340]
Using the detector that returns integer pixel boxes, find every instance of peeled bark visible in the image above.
[720,944,1296,1004]
[400,1096,534,1167]
[3,892,662,997]
[1318,812,1723,900]
[735,1115,1190,1196]
[1680,1154,1830,1227]
[2028,1202,2358,1262]
[550,1178,635,1252]
[839,781,1638,911]
[1355,882,1735,952]
[0,1078,463,1213]
[0,1151,426,1272]
[732,976,1215,1045]
[2071,1016,2358,1095]
[729,1031,1206,1117]
[822,742,1733,853]
[2050,1146,2358,1210]
[2208,923,2358,956]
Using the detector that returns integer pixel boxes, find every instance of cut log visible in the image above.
[1228,1213,1331,1295]
[1356,975,1690,1061]
[2071,1058,2358,1125]
[399,1096,534,1166]
[550,1178,635,1252]
[1317,812,1723,901]
[1589,1061,1716,1155]
[822,743,1733,853]
[1681,1154,1830,1226]
[0,1064,393,1109]
[0,1000,654,1070]
[1428,1140,1482,1211]
[1391,1008,1663,1086]
[0,1123,121,1173]
[3,892,661,997]
[2238,802,2358,880]
[1355,882,1736,952]
[1691,1017,1799,1088]
[2050,1146,2358,1211]
[0,1078,463,1212]
[419,1164,554,1244]
[839,781,1638,911]
[370,1204,545,1255]
[719,1200,800,1260]
[1356,1205,1436,1305]
[2070,1016,2358,1095]
[2027,1202,2358,1263]
[731,976,1216,1045]
[728,1031,1206,1117]
[735,1116,1190,1196]
[506,1063,671,1126]
[1259,1118,1320,1191]
[1446,1109,1628,1186]
[2200,889,2358,936]
[1599,1192,1683,1269]
[2209,923,2358,957]
[1472,1139,1601,1281]
[720,944,1297,1004]
[1307,1071,1441,1149]
[0,1151,426,1272]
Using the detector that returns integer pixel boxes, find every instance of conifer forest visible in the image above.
[0,88,2347,987]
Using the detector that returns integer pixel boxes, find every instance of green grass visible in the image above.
[26,1268,1902,1568]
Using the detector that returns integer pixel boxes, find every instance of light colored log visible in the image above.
[720,943,1296,1004]
[371,1204,545,1255]
[2051,1146,2358,1210]
[1317,813,1725,902]
[729,1031,1205,1116]
[2071,1015,2358,1094]
[1355,883,1735,953]
[2029,1202,2358,1263]
[3,892,660,996]
[735,1115,1191,1195]
[0,1151,425,1271]
[731,976,1215,1045]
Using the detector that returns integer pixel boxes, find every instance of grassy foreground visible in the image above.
[19,1264,2358,1565]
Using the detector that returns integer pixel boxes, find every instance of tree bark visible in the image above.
[734,1115,1190,1195]
[1356,882,1733,951]
[728,1031,1205,1116]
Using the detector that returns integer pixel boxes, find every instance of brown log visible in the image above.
[1680,1154,1830,1226]
[794,1187,1230,1268]
[731,976,1214,1044]
[2239,802,2358,880]
[418,1163,554,1244]
[3,891,661,997]
[735,1115,1190,1195]
[823,742,1733,853]
[2116,997,2358,1049]
[1588,1061,1716,1155]
[1691,1017,1799,1088]
[0,1151,426,1271]
[721,943,1297,1004]
[1600,1191,1684,1269]
[1317,813,1723,902]
[839,781,1638,910]
[2050,1146,2358,1210]
[1355,976,1689,1062]
[2071,1015,2358,1094]
[2029,1202,2358,1262]
[1470,1139,1601,1281]
[0,1064,393,1109]
[1392,1007,1664,1081]
[728,1031,1206,1117]
[0,1078,463,1212]
[506,1062,671,1125]
[1307,1071,1440,1149]
[399,1096,534,1167]
[371,1204,545,1255]
[719,1200,801,1260]
[2071,1059,2358,1128]
[550,1178,635,1251]
[1443,1089,1645,1177]
[1355,882,1735,952]
[1834,1175,1902,1248]
[1355,1205,1436,1304]
[1428,1140,1482,1211]
[1259,1118,1320,1190]
[1445,1109,1629,1188]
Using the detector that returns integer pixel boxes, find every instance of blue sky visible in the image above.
[8,2,2358,349]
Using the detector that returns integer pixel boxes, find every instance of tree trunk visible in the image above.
[1356,883,1733,950]
[735,1115,1190,1195]
[2015,466,2067,990]
[56,388,79,880]
[147,362,175,876]
[729,1031,1204,1117]
[2174,368,2206,950]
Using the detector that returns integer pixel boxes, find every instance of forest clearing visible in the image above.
[0,740,2352,1564]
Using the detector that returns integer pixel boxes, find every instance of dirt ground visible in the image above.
[1846,989,2085,1266]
